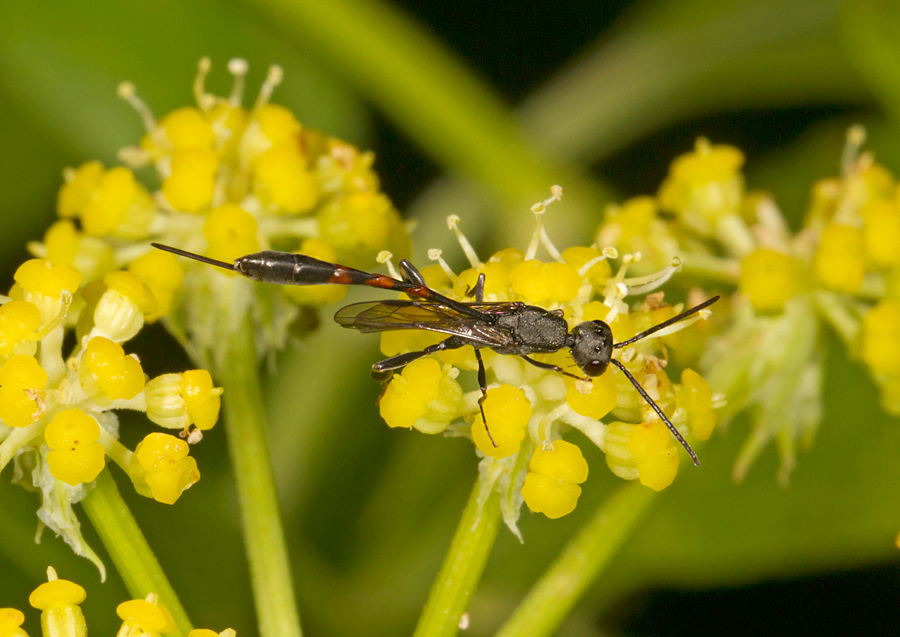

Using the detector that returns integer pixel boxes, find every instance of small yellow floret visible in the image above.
[134,433,200,504]
[628,419,680,491]
[181,370,222,431]
[317,191,410,265]
[203,204,260,264]
[0,301,41,355]
[521,440,589,518]
[103,271,158,315]
[0,355,48,428]
[253,145,319,214]
[159,106,216,150]
[116,599,176,634]
[29,578,86,609]
[81,167,140,236]
[561,246,611,284]
[680,368,716,440]
[739,248,800,312]
[658,140,744,231]
[162,148,219,213]
[862,300,900,376]
[45,409,106,486]
[129,250,184,322]
[471,384,531,458]
[0,608,26,636]
[379,358,462,434]
[565,372,617,419]
[814,223,865,293]
[14,260,82,298]
[861,199,900,267]
[255,104,302,146]
[58,161,104,218]
[510,260,581,304]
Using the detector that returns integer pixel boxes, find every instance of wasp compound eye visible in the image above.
[581,359,607,377]
[570,320,613,377]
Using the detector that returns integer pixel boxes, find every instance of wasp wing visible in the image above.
[334,300,515,348]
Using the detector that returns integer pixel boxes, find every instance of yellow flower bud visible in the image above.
[379,358,463,434]
[510,260,581,304]
[45,409,106,486]
[521,440,589,518]
[739,248,800,312]
[116,599,176,634]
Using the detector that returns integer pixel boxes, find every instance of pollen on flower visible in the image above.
[116,598,176,634]
[813,223,865,293]
[45,409,106,486]
[379,358,462,434]
[471,384,532,459]
[739,248,800,311]
[521,440,589,518]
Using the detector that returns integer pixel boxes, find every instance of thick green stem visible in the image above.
[214,320,302,637]
[81,468,192,636]
[413,475,502,637]
[495,482,657,637]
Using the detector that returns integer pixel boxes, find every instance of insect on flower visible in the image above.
[151,243,718,465]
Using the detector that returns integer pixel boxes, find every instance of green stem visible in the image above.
[215,319,303,637]
[413,474,502,637]
[495,482,657,637]
[81,468,192,636]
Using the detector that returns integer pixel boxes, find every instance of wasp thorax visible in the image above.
[570,320,613,376]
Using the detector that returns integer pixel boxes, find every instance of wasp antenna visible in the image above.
[613,295,720,350]
[151,243,237,271]
[610,359,701,466]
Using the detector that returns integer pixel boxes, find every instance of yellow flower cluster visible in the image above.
[374,191,717,528]
[594,127,900,484]
[1,567,236,637]
[42,58,410,362]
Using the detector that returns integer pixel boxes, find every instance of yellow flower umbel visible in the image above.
[371,189,718,533]
[592,125,900,486]
[44,58,411,365]
[0,252,221,575]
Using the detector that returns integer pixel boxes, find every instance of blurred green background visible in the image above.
[1,0,900,634]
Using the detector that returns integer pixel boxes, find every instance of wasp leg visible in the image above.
[609,358,701,467]
[466,273,486,302]
[370,336,467,381]
[398,259,428,286]
[472,348,499,448]
[520,355,582,380]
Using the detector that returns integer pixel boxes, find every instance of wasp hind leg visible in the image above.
[370,336,467,381]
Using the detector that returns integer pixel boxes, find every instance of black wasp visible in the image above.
[152,243,718,465]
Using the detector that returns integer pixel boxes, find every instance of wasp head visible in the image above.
[570,320,613,376]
